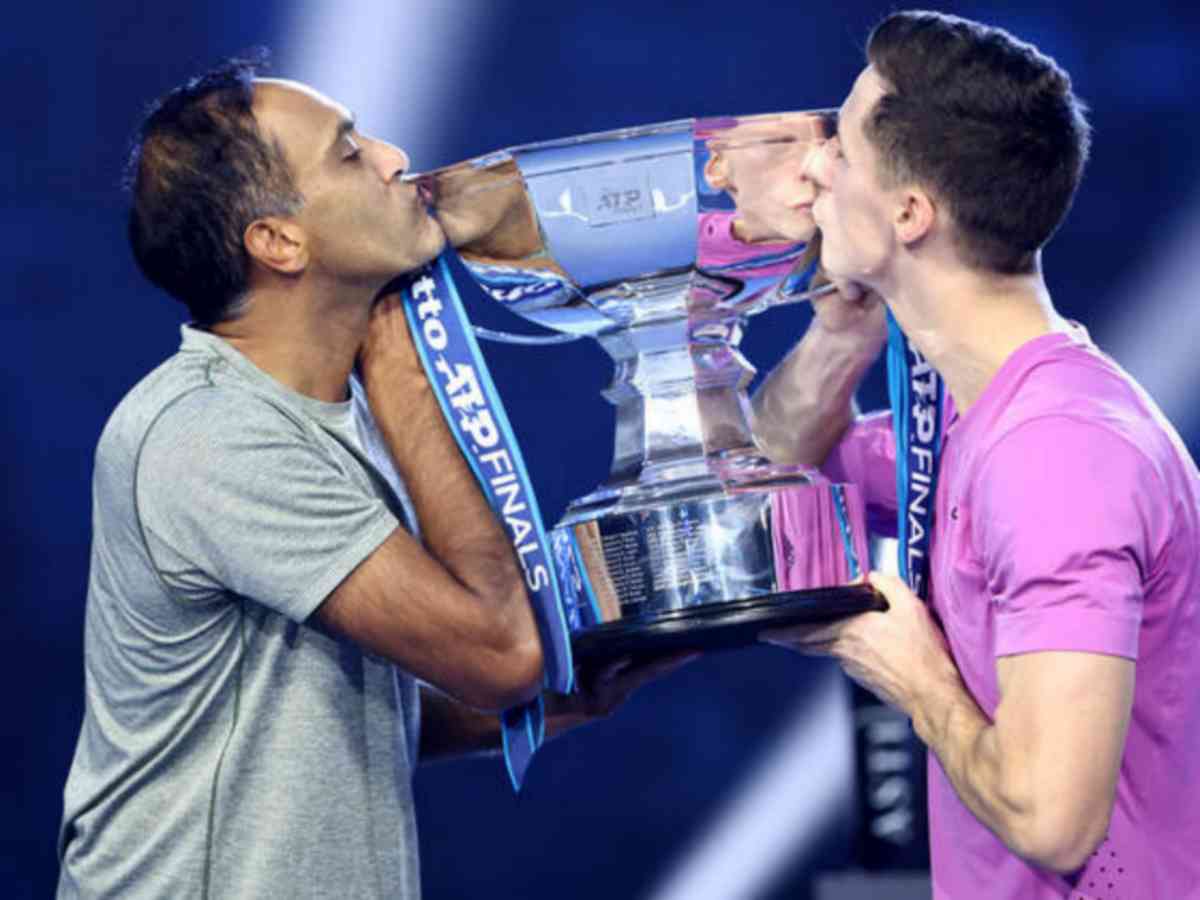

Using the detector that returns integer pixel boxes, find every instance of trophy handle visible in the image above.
[769,278,837,307]
[471,325,586,346]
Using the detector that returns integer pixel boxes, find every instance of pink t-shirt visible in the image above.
[697,210,806,279]
[822,328,1200,899]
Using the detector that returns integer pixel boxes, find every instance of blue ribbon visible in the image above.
[460,260,575,306]
[885,310,943,597]
[398,253,575,789]
[831,483,862,580]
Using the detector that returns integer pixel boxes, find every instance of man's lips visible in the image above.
[399,172,438,210]
[414,175,437,209]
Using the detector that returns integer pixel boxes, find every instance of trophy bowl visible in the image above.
[416,111,884,669]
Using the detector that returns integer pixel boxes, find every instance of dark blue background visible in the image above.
[7,2,1199,897]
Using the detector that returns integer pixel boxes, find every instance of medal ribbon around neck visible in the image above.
[885,310,943,597]
[398,252,574,790]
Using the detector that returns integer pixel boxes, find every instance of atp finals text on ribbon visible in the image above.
[905,343,939,598]
[409,274,552,594]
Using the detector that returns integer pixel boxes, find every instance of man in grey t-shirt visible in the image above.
[58,57,673,899]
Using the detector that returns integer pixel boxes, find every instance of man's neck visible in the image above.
[882,262,1068,415]
[211,280,374,403]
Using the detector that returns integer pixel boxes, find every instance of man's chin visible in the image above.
[374,237,448,299]
[427,225,448,260]
[412,222,448,267]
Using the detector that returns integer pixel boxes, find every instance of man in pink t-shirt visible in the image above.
[752,11,1200,898]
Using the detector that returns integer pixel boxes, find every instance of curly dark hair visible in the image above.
[125,51,304,325]
[864,11,1091,274]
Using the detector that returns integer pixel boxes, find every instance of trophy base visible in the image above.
[571,582,885,670]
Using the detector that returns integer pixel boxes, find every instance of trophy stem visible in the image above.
[563,302,765,517]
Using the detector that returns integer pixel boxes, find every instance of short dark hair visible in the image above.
[125,52,304,325]
[864,11,1091,274]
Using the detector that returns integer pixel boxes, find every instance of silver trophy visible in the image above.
[416,111,882,667]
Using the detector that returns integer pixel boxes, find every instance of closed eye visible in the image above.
[342,134,362,161]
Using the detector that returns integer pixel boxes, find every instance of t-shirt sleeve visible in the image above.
[974,416,1152,660]
[135,388,399,622]
[821,409,899,537]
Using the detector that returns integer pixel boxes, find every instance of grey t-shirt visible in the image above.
[58,326,423,899]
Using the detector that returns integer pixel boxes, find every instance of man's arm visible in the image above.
[751,279,887,465]
[919,643,1132,872]
[419,655,697,762]
[765,570,1134,874]
[418,687,504,761]
[315,292,542,712]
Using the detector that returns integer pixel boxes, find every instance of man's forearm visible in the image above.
[418,686,605,763]
[419,687,503,762]
[909,668,1091,874]
[911,675,1028,853]
[362,320,527,610]
[751,322,882,466]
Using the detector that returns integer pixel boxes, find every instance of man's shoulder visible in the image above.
[966,341,1192,505]
[99,348,206,452]
[97,342,296,470]
[991,339,1153,443]
[1020,337,1129,394]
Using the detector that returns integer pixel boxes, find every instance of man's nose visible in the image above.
[802,141,832,190]
[373,140,410,181]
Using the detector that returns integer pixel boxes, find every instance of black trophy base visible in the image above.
[571,582,886,670]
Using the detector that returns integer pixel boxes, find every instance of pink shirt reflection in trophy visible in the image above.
[696,112,831,281]
[770,482,870,593]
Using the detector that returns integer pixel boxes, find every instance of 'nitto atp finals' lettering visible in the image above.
[411,274,550,593]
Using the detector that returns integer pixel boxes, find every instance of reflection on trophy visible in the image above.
[415,111,883,666]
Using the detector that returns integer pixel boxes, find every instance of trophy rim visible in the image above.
[406,107,842,181]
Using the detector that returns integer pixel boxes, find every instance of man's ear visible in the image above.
[894,186,935,247]
[244,217,308,275]
[703,151,730,191]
